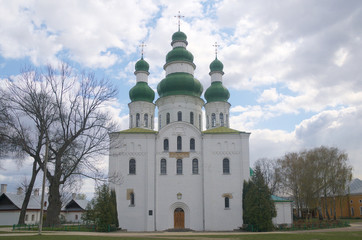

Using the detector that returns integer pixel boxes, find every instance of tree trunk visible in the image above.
[333,197,337,220]
[317,206,324,220]
[18,161,40,224]
[44,178,62,227]
[324,196,330,220]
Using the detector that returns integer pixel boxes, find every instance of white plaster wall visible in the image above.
[202,133,250,231]
[135,72,149,83]
[64,211,84,223]
[210,72,223,82]
[128,101,156,129]
[155,122,203,231]
[172,42,187,48]
[273,202,293,226]
[0,211,19,225]
[109,133,156,231]
[156,95,204,131]
[0,210,41,225]
[204,101,231,129]
[164,62,195,75]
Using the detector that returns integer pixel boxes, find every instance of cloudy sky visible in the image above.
[1,0,361,197]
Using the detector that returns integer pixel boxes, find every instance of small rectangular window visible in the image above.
[225,197,230,209]
[177,159,183,175]
[149,210,153,216]
[192,159,198,174]
[161,159,167,175]
[223,158,230,174]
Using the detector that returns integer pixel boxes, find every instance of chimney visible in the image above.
[1,184,7,194]
[72,193,76,199]
[17,187,23,195]
[34,188,39,196]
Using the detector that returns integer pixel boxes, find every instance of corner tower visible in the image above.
[129,56,156,129]
[204,55,231,129]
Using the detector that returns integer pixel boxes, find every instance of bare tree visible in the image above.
[0,68,55,224]
[254,158,281,195]
[277,152,304,218]
[0,63,117,226]
[277,146,352,220]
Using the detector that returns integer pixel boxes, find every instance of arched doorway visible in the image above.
[174,208,185,229]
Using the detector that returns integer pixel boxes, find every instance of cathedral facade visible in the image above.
[109,30,250,231]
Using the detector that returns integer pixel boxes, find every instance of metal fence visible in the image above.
[12,223,118,232]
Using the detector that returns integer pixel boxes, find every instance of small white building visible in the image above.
[109,30,251,231]
[0,184,88,225]
[272,195,293,226]
[0,184,43,225]
[61,198,89,223]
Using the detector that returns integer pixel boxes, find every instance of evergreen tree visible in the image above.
[82,184,119,231]
[243,166,276,231]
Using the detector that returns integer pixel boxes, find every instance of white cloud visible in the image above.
[257,88,280,103]
[334,47,349,67]
[240,106,362,179]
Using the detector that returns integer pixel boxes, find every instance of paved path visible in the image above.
[1,222,361,238]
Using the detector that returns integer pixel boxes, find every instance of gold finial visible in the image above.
[139,41,147,58]
[213,42,220,58]
[174,11,185,31]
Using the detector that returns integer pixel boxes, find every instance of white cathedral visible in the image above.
[109,29,250,231]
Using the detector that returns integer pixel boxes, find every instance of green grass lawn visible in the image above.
[0,232,362,240]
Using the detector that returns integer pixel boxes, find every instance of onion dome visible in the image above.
[204,81,230,102]
[171,31,188,45]
[166,47,194,64]
[157,72,203,98]
[209,57,224,73]
[129,82,155,103]
[135,58,149,72]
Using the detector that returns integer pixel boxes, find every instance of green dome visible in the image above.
[157,72,203,98]
[210,57,224,73]
[166,47,194,64]
[204,81,230,102]
[129,82,155,103]
[172,31,187,42]
[135,58,149,72]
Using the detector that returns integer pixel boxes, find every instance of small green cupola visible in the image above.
[129,57,155,103]
[204,81,230,102]
[129,82,155,103]
[171,31,188,46]
[135,57,149,73]
[209,57,224,73]
[204,57,229,103]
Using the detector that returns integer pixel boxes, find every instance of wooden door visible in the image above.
[174,208,185,229]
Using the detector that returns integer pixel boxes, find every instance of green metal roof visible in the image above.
[202,126,242,134]
[117,128,157,134]
[166,47,194,64]
[157,72,203,98]
[135,58,149,72]
[204,81,230,103]
[250,167,254,176]
[210,57,224,73]
[271,195,293,202]
[172,31,187,42]
[129,82,155,103]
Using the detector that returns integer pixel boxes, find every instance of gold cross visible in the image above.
[213,42,220,58]
[139,41,147,58]
[174,11,185,31]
